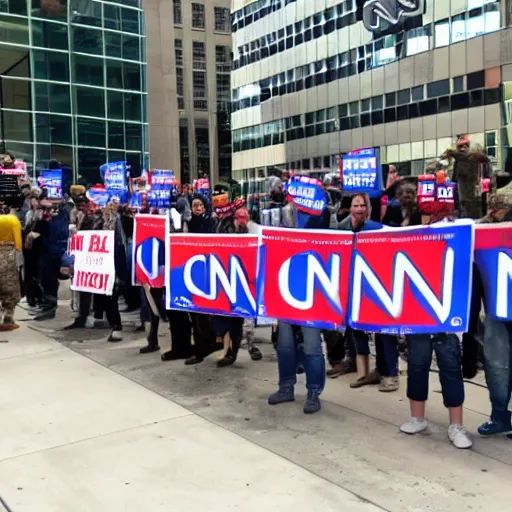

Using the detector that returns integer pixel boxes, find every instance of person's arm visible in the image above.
[11,216,23,252]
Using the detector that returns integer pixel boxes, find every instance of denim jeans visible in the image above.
[407,333,464,408]
[483,316,512,425]
[277,321,325,396]
[375,334,399,377]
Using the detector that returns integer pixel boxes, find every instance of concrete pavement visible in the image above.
[0,321,382,512]
[4,302,512,512]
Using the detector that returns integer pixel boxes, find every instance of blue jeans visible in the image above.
[483,316,512,425]
[407,334,464,408]
[376,334,399,377]
[277,321,325,396]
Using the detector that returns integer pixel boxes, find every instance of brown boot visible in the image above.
[327,359,357,378]
[350,370,381,389]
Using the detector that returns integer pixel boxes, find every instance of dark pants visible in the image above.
[139,287,150,324]
[39,254,61,308]
[407,334,464,408]
[24,249,41,305]
[78,291,121,330]
[322,330,345,366]
[375,334,399,377]
[146,289,192,357]
[345,328,370,357]
[213,316,244,353]
[483,317,512,425]
[190,312,217,359]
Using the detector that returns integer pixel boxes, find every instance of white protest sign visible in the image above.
[69,230,116,295]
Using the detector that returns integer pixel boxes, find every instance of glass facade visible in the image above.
[0,0,147,185]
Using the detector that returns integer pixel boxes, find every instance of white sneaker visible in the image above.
[108,330,123,343]
[448,424,473,449]
[400,417,429,435]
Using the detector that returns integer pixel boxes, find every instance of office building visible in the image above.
[0,0,147,184]
[230,0,512,182]
[145,0,232,184]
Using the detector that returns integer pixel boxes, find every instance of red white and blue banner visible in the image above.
[475,223,512,321]
[257,227,353,329]
[166,234,258,317]
[348,221,474,334]
[285,176,328,216]
[341,148,383,198]
[132,214,168,288]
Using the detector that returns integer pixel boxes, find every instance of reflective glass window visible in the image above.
[36,114,72,145]
[73,26,103,55]
[0,13,29,45]
[70,0,102,27]
[77,118,106,147]
[74,54,104,86]
[1,78,30,110]
[33,50,69,81]
[75,86,105,117]
[34,82,71,114]
[32,19,69,50]
[108,121,125,149]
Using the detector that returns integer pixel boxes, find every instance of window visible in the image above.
[176,67,184,98]
[32,19,68,50]
[193,71,207,98]
[467,71,485,90]
[453,76,464,93]
[74,54,104,87]
[33,50,69,81]
[192,3,205,29]
[214,7,230,32]
[427,79,450,98]
[451,14,466,43]
[175,39,183,66]
[34,82,71,114]
[397,89,411,105]
[196,123,210,174]
[192,41,206,69]
[76,86,105,117]
[73,26,103,55]
[77,118,106,147]
[435,18,449,47]
[36,114,72,145]
[406,25,431,56]
[412,86,424,101]
[173,0,182,24]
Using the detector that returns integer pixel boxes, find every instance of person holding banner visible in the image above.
[268,191,330,414]
[400,209,472,449]
[477,188,512,437]
[183,195,219,366]
[335,193,386,389]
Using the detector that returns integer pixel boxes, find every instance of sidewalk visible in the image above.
[0,324,381,512]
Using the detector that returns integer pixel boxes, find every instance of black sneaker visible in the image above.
[34,308,56,321]
[139,344,160,354]
[184,355,204,365]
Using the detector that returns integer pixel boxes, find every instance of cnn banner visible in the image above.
[69,230,116,295]
[475,223,512,321]
[166,234,258,317]
[348,221,474,335]
[258,227,354,330]
[132,214,168,288]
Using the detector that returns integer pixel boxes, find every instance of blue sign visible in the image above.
[286,176,328,216]
[38,169,63,199]
[148,169,176,209]
[342,148,383,198]
[86,186,110,207]
[101,161,128,202]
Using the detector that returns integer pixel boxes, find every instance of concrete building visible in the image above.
[230,0,512,182]
[0,0,147,184]
[145,0,232,184]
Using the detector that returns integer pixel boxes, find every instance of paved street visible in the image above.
[1,303,512,512]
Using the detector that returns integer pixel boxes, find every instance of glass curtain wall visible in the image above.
[0,0,147,185]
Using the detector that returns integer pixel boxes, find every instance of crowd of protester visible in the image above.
[0,136,511,452]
